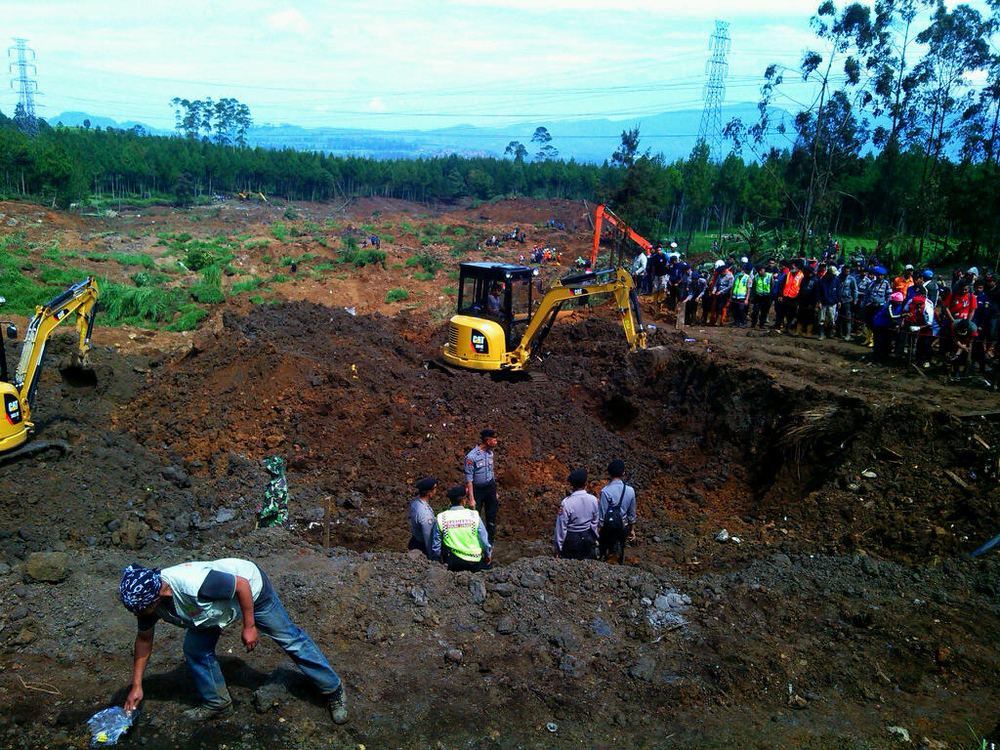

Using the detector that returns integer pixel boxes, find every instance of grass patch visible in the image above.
[231,277,263,293]
[271,222,289,242]
[189,265,225,304]
[268,274,290,283]
[246,239,270,250]
[131,271,171,288]
[443,287,458,295]
[86,252,157,268]
[100,283,186,324]
[385,288,409,303]
[414,272,435,281]
[39,266,93,287]
[249,295,264,304]
[163,304,208,332]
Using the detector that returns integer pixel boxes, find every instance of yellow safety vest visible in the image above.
[436,508,483,562]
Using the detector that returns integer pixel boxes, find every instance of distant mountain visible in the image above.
[47,105,789,163]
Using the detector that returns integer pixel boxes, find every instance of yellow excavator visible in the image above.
[0,277,99,459]
[440,262,645,372]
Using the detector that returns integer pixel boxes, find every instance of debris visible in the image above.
[788,693,808,709]
[87,706,134,746]
[943,469,970,492]
[973,531,1000,558]
[24,551,69,582]
[886,725,910,743]
[861,470,877,479]
[546,722,558,733]
[715,529,730,543]
[445,648,463,663]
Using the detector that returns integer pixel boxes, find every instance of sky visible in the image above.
[0,1,990,136]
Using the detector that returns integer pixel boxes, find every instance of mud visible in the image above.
[1,198,999,750]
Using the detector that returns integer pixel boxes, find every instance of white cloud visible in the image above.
[368,97,388,112]
[266,9,310,35]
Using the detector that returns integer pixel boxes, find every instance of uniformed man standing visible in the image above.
[465,428,499,544]
[553,469,600,560]
[432,486,492,572]
[597,460,637,563]
[408,477,439,560]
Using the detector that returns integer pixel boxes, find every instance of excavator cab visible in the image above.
[450,263,539,368]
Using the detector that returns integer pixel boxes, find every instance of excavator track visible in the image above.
[0,439,71,467]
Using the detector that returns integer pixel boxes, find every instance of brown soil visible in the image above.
[1,197,998,750]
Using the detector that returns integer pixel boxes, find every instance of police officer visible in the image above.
[553,469,599,560]
[408,477,439,560]
[432,486,492,572]
[465,428,499,544]
[597,460,637,563]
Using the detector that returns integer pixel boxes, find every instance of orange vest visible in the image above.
[783,270,803,298]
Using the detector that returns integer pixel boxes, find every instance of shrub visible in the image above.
[249,295,264,304]
[271,222,288,242]
[279,256,295,266]
[414,272,435,281]
[189,265,224,304]
[450,238,478,258]
[353,249,385,268]
[100,283,185,324]
[39,266,92,287]
[382,234,394,243]
[231,277,263,293]
[283,206,298,221]
[268,274,290,283]
[246,240,270,250]
[261,254,272,264]
[404,256,422,268]
[385,288,409,303]
[131,271,170,287]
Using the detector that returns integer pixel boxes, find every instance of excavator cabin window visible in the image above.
[456,266,535,347]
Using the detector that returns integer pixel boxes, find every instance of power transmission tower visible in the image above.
[9,38,39,136]
[696,20,730,162]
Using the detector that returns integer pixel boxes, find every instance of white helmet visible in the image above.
[714,259,725,268]
[670,242,678,249]
[740,256,749,264]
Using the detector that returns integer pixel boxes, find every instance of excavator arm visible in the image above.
[14,277,99,413]
[590,204,653,269]
[506,267,645,369]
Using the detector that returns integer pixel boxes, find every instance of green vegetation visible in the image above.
[414,272,435,281]
[164,304,208,332]
[189,265,225,304]
[268,273,290,283]
[39,266,91,287]
[86,251,156,268]
[442,287,458,295]
[271,222,288,242]
[245,240,270,250]
[100,283,185,324]
[231,277,263,293]
[385,288,409,303]
[131,271,170,287]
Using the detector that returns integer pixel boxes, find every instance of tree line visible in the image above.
[2,0,1000,268]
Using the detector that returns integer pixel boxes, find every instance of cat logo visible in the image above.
[471,333,488,354]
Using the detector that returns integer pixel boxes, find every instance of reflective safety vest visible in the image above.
[753,271,772,296]
[783,270,803,298]
[732,273,749,299]
[436,508,483,562]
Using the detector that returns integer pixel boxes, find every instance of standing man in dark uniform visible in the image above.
[408,477,439,560]
[597,460,637,563]
[465,428,499,544]
[553,469,600,560]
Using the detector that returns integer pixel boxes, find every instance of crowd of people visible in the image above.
[633,247,998,382]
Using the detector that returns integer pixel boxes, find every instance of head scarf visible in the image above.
[119,563,161,613]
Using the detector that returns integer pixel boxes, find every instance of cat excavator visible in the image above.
[0,277,99,461]
[439,262,645,373]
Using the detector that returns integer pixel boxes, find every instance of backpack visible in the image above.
[603,484,628,535]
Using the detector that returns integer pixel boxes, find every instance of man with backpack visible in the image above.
[597,460,636,564]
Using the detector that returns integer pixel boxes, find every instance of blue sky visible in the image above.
[0,1,990,133]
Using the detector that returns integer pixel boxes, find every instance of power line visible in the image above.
[8,38,39,136]
[697,20,730,161]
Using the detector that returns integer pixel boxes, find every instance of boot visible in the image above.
[818,325,826,340]
[806,324,816,337]
[864,328,874,347]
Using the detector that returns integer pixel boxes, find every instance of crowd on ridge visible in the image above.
[631,246,998,382]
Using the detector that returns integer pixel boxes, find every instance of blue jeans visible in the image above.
[182,592,341,707]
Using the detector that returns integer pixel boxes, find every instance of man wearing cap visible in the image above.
[432,486,492,571]
[408,477,440,560]
[553,469,600,560]
[862,266,892,347]
[465,428,499,543]
[816,265,840,340]
[598,460,637,563]
[119,559,347,724]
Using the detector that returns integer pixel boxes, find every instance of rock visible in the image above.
[24,552,69,582]
[144,510,165,532]
[161,466,191,488]
[788,694,808,709]
[0,562,10,575]
[559,654,586,678]
[629,654,656,681]
[591,617,613,638]
[337,491,364,509]
[519,572,545,588]
[215,508,236,523]
[13,628,36,646]
[445,648,463,663]
[121,519,147,550]
[862,470,878,479]
[106,518,122,533]
[9,606,28,621]
[887,726,910,743]
[365,623,384,642]
[492,583,514,597]
[469,579,487,604]
[483,596,504,614]
[497,616,516,634]
[715,529,730,543]
[409,587,428,607]
[774,554,791,567]
[252,670,296,713]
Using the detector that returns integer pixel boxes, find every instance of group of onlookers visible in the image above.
[632,248,998,381]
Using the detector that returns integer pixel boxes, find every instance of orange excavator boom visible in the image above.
[590,204,653,269]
